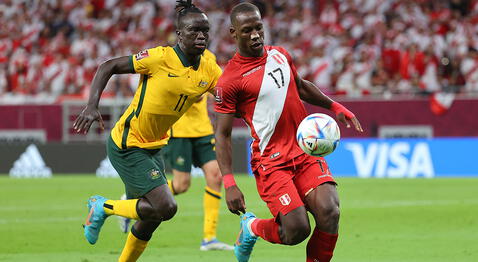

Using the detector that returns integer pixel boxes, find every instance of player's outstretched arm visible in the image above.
[215,112,246,215]
[296,78,363,132]
[73,56,135,134]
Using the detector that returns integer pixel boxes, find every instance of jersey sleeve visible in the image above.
[207,63,223,93]
[131,47,164,75]
[214,72,239,114]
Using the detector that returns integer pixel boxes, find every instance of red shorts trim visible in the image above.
[253,154,335,218]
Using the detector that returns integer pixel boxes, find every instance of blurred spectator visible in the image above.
[1,0,478,104]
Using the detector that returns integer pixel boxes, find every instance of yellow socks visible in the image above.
[103,199,140,220]
[167,179,177,195]
[203,186,221,241]
[118,231,148,262]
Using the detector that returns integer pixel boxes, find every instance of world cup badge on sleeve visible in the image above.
[135,50,149,60]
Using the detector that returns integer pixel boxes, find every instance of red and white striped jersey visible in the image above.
[215,46,307,172]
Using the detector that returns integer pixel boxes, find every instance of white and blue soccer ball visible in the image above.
[296,113,340,157]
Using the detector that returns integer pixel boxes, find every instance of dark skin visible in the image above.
[73,12,210,134]
[216,9,362,244]
[73,12,210,236]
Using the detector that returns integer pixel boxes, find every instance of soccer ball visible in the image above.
[296,113,340,157]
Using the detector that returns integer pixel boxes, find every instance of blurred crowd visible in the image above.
[1,0,478,104]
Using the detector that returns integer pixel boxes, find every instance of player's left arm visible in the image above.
[296,77,363,132]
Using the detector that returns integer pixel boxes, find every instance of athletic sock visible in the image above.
[251,218,282,244]
[118,229,148,262]
[167,179,177,195]
[306,228,338,262]
[203,186,221,241]
[103,199,140,220]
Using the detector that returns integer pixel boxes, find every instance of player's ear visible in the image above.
[229,26,236,39]
[176,30,182,41]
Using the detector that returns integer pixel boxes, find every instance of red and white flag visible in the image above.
[429,92,455,116]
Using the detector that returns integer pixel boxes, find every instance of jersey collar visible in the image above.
[173,44,200,70]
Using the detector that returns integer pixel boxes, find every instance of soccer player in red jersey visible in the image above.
[214,3,363,262]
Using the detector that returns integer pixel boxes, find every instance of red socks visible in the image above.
[251,218,282,244]
[251,219,338,261]
[306,228,338,262]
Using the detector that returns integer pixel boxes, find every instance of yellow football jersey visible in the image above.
[169,50,218,138]
[110,45,222,149]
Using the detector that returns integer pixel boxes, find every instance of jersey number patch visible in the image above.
[174,94,189,112]
[267,68,284,88]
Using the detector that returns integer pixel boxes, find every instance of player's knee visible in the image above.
[210,171,222,187]
[282,222,311,245]
[322,203,340,224]
[174,180,190,194]
[148,199,177,222]
[316,203,340,231]
[159,201,178,221]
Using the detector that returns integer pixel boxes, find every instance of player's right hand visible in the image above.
[225,186,246,215]
[73,106,105,134]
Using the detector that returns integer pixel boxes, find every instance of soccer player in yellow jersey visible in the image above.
[165,58,232,250]
[73,1,222,261]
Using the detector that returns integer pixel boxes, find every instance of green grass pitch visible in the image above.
[0,175,477,262]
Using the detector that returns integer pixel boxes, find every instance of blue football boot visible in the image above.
[83,195,109,244]
[234,212,258,262]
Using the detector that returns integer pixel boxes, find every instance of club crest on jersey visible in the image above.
[215,87,223,103]
[150,169,160,179]
[279,193,291,206]
[135,50,149,60]
[198,80,208,88]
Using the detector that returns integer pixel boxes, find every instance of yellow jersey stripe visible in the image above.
[121,75,148,148]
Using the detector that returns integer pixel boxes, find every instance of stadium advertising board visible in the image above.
[324,138,478,177]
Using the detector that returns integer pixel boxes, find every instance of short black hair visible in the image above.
[230,2,260,26]
[175,0,204,28]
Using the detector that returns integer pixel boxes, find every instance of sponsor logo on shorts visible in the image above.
[270,152,280,159]
[150,169,160,180]
[279,193,291,206]
[176,156,185,166]
[135,50,149,60]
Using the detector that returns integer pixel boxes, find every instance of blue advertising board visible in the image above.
[326,138,478,177]
[247,138,478,177]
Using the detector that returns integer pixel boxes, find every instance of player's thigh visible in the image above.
[304,182,339,233]
[304,182,339,214]
[254,167,305,218]
[164,137,193,173]
[191,135,217,169]
[107,136,167,199]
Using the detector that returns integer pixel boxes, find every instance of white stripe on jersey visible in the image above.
[252,49,291,154]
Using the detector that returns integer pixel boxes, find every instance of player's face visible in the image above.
[231,11,264,57]
[177,13,210,56]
